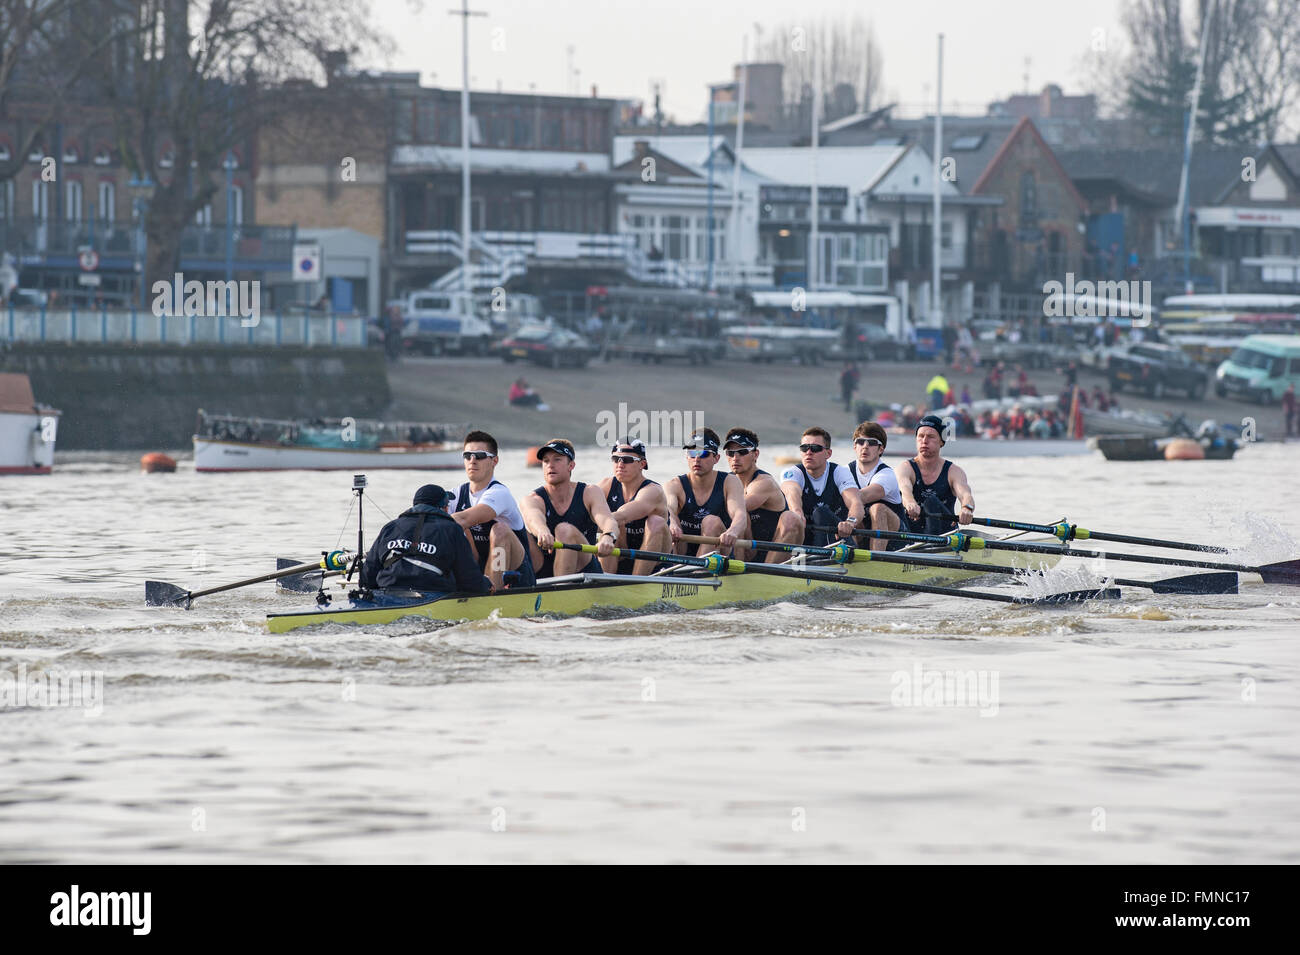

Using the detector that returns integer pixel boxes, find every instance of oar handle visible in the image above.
[186,551,351,601]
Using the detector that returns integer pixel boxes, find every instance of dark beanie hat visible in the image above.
[412,484,450,508]
[916,414,947,444]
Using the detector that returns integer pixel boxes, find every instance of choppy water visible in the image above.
[2,444,1298,863]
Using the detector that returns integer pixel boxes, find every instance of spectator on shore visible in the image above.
[960,384,972,405]
[925,372,950,411]
[840,361,861,412]
[955,326,977,372]
[1284,383,1297,438]
[1063,359,1079,389]
[509,378,546,409]
[1092,385,1110,412]
[1028,413,1051,439]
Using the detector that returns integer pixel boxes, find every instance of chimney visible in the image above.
[591,84,598,98]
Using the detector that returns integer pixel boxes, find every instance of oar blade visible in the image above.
[1259,559,1300,586]
[276,557,327,593]
[1027,587,1122,604]
[145,580,191,608]
[1148,572,1238,595]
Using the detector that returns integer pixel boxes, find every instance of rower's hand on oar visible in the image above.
[836,519,857,540]
[669,521,683,544]
[957,505,973,526]
[535,529,556,552]
[718,529,738,551]
[904,501,921,521]
[595,533,615,558]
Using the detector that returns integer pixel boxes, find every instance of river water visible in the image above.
[2,443,1298,864]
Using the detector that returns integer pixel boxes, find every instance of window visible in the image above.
[32,180,49,219]
[63,147,79,164]
[1,180,13,220]
[941,219,953,250]
[93,147,112,165]
[416,100,436,141]
[395,98,414,142]
[1020,171,1037,226]
[98,181,115,222]
[951,134,985,150]
[159,149,174,168]
[195,204,211,226]
[0,144,10,162]
[230,184,244,225]
[65,180,83,221]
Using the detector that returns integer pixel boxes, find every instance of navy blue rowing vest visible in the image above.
[454,480,536,585]
[746,468,787,542]
[796,462,848,546]
[905,458,957,534]
[607,477,658,573]
[676,472,728,556]
[534,482,601,578]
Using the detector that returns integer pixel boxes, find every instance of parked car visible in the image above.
[398,290,494,356]
[1215,335,1300,403]
[1106,342,1208,399]
[498,324,597,368]
[855,323,917,361]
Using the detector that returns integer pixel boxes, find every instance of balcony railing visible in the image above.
[0,218,295,265]
[2,306,366,348]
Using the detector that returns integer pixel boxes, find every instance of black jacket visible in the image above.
[360,504,491,593]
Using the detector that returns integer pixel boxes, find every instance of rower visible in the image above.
[665,428,748,556]
[520,438,618,578]
[450,430,536,590]
[722,427,800,563]
[848,421,907,551]
[359,484,491,593]
[598,438,671,575]
[779,427,864,546]
[897,413,976,535]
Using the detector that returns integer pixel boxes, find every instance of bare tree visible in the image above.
[1119,0,1288,142]
[755,14,886,128]
[79,0,386,292]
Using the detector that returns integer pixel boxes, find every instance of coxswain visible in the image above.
[779,427,864,546]
[520,438,618,578]
[665,428,749,556]
[897,414,976,535]
[598,438,671,574]
[360,484,492,593]
[450,430,536,590]
[847,421,907,550]
[722,427,800,562]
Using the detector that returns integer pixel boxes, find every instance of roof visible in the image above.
[971,117,1088,212]
[0,373,36,415]
[1275,145,1300,179]
[737,145,906,192]
[1057,145,1250,206]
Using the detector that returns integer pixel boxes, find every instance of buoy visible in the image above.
[1163,438,1205,461]
[773,454,800,466]
[525,446,542,467]
[141,452,177,473]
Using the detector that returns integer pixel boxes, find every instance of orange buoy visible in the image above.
[525,446,542,467]
[1163,438,1205,461]
[141,452,178,473]
[773,454,799,466]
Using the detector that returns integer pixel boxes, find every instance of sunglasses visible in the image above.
[724,448,753,457]
[685,449,715,458]
[462,450,495,460]
[611,455,640,465]
[798,443,827,453]
[854,437,883,447]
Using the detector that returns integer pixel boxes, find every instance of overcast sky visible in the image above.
[374,0,1130,121]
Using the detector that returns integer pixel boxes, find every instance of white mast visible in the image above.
[729,37,748,290]
[809,41,820,292]
[932,33,943,326]
[450,1,486,293]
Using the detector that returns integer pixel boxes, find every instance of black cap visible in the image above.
[682,431,719,453]
[413,484,451,508]
[916,414,947,445]
[612,438,648,468]
[536,439,576,461]
[723,431,757,450]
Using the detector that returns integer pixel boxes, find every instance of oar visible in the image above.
[146,550,352,609]
[276,556,346,594]
[817,523,1300,585]
[919,497,1228,553]
[554,542,1118,605]
[683,534,1236,596]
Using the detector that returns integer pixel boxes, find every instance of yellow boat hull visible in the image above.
[266,542,1058,633]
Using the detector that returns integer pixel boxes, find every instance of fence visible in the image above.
[1,306,367,348]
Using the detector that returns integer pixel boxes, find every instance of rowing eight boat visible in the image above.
[264,532,1061,633]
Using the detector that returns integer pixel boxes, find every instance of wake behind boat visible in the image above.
[193,411,467,472]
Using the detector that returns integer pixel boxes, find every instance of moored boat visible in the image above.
[0,373,59,475]
[265,535,1060,633]
[193,411,467,472]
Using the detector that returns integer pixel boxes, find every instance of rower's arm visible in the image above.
[779,478,803,515]
[584,485,620,538]
[664,479,685,530]
[452,502,497,528]
[897,463,918,510]
[722,474,750,537]
[612,484,663,524]
[859,480,885,505]
[520,492,549,540]
[948,463,975,513]
[840,483,865,525]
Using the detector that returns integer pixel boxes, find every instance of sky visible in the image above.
[371,0,1131,122]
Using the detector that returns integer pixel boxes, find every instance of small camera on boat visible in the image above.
[353,474,367,489]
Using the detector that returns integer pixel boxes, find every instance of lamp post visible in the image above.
[127,176,156,310]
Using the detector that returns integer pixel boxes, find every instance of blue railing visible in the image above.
[2,306,366,348]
